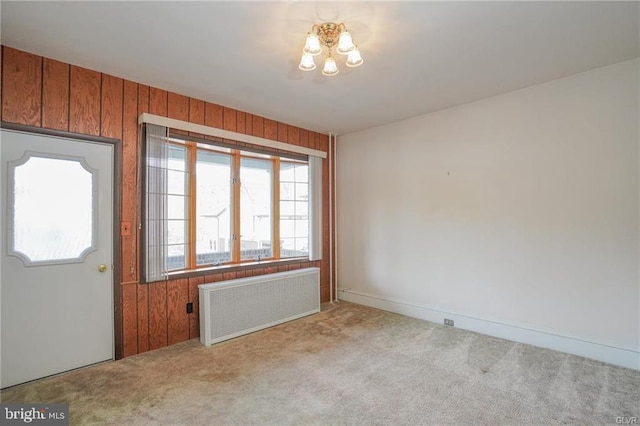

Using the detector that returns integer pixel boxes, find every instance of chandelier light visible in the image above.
[299,22,363,76]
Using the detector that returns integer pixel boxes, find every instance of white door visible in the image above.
[1,128,114,388]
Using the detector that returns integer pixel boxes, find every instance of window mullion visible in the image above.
[187,142,197,269]
[273,158,281,259]
[232,151,241,263]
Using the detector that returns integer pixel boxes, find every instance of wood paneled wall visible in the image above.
[1,46,333,358]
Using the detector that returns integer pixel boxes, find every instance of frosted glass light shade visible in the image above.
[322,55,339,76]
[303,33,322,56]
[299,53,316,71]
[337,30,355,55]
[346,47,363,67]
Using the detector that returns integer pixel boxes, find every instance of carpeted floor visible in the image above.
[2,301,638,425]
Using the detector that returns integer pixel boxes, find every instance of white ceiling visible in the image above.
[1,1,638,135]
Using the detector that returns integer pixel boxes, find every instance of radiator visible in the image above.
[199,267,320,346]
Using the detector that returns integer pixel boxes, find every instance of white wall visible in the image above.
[336,59,639,369]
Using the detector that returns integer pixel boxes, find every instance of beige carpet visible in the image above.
[2,302,638,425]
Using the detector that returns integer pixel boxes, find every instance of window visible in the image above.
[143,124,321,282]
[280,160,309,257]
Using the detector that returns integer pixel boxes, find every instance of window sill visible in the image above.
[164,257,312,281]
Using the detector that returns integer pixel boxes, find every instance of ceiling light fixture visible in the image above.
[299,22,363,76]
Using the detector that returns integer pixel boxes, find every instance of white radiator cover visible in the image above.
[199,267,320,346]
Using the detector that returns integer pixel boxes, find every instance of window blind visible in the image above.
[143,124,169,282]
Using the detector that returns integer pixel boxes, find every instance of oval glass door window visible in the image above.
[9,154,96,265]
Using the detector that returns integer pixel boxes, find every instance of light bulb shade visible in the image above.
[337,30,355,55]
[298,53,316,71]
[322,55,339,76]
[303,33,322,56]
[346,47,364,67]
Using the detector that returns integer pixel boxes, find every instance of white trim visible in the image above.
[138,113,327,159]
[308,156,323,261]
[337,288,640,370]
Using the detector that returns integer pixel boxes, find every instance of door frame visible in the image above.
[1,121,123,360]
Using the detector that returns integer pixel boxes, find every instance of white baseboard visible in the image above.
[337,288,640,370]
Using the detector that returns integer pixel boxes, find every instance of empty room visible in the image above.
[0,1,638,425]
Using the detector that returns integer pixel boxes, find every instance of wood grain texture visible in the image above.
[223,107,236,132]
[3,46,334,356]
[2,47,42,126]
[149,87,168,117]
[236,111,246,134]
[148,282,168,350]
[319,133,329,152]
[42,58,69,131]
[222,271,237,281]
[244,113,253,135]
[188,276,204,339]
[300,128,309,148]
[189,98,204,125]
[70,66,101,135]
[277,122,288,143]
[288,126,300,146]
[100,74,123,139]
[138,85,150,114]
[122,283,138,357]
[203,273,223,283]
[236,270,250,279]
[264,119,277,140]
[320,285,330,302]
[265,266,278,275]
[205,102,223,129]
[168,92,189,121]
[137,283,150,353]
[122,80,138,283]
[167,279,189,345]
[252,115,264,137]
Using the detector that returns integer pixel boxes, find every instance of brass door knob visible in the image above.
[98,264,108,273]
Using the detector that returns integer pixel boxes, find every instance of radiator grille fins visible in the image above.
[199,268,320,346]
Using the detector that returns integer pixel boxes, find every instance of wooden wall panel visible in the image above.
[168,92,189,121]
[244,113,253,135]
[236,111,246,135]
[300,128,309,147]
[1,46,333,359]
[277,122,288,143]
[205,102,223,129]
[252,115,264,137]
[149,87,168,117]
[167,279,189,345]
[223,271,237,281]
[122,80,138,283]
[70,66,101,135]
[223,107,236,131]
[288,126,300,146]
[42,58,69,131]
[148,282,168,350]
[137,283,150,353]
[2,47,42,126]
[188,276,204,339]
[264,119,277,140]
[138,85,150,114]
[189,98,204,125]
[100,74,123,139]
[122,283,138,357]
